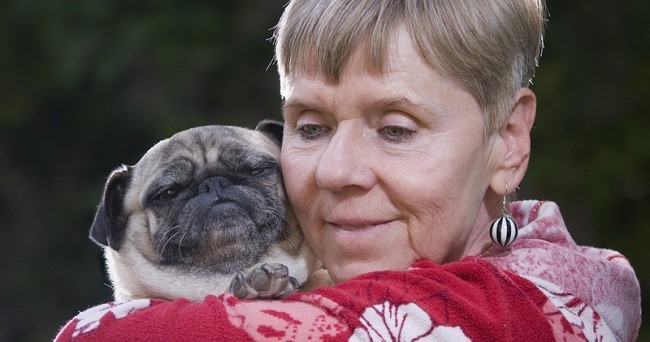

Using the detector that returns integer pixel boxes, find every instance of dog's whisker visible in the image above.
[157,222,182,258]
[161,232,179,253]
[177,229,192,264]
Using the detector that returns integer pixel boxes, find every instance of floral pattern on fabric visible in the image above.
[223,295,348,341]
[351,301,470,342]
[523,275,616,341]
[69,299,151,337]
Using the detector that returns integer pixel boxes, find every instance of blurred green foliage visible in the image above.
[1,1,647,340]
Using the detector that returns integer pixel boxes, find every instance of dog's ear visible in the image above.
[256,119,283,147]
[89,165,132,251]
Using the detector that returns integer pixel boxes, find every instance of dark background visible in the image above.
[1,1,647,340]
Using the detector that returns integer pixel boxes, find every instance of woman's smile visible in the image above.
[325,218,396,234]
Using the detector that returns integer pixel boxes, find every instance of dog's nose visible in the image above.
[196,176,232,197]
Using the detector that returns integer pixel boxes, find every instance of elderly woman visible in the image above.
[56,0,640,341]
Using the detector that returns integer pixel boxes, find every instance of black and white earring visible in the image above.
[490,192,518,247]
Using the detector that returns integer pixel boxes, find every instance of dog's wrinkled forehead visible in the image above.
[127,125,279,204]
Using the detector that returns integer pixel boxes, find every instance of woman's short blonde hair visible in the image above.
[274,0,547,136]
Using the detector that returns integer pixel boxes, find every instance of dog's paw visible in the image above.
[229,263,299,300]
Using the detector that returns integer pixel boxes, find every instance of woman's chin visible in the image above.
[326,260,409,284]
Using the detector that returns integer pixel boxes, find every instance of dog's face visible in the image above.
[90,121,315,300]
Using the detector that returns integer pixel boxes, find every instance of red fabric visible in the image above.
[55,201,640,341]
[55,297,255,341]
[56,259,560,341]
[300,259,557,341]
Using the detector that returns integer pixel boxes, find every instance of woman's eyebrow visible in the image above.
[376,95,427,110]
[281,99,320,119]
[283,96,424,110]
[282,99,309,112]
[280,95,431,120]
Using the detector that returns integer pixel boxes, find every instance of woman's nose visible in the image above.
[315,123,377,192]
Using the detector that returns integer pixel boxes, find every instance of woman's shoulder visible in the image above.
[481,199,641,341]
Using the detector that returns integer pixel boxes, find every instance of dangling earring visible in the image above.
[490,190,518,247]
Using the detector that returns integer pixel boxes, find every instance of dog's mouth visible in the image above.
[153,203,276,274]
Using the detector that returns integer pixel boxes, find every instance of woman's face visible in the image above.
[281,29,503,283]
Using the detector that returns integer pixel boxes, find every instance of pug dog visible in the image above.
[89,120,324,301]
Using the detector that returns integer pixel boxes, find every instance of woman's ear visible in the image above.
[490,87,537,195]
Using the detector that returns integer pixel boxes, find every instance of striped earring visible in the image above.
[490,193,518,247]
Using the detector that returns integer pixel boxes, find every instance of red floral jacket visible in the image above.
[55,201,641,341]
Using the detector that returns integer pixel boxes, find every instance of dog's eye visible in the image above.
[153,187,179,202]
[249,163,277,176]
[250,167,268,176]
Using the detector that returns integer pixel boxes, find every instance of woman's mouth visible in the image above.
[326,219,395,233]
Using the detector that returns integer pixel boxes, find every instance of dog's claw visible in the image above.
[229,272,259,299]
[228,263,298,299]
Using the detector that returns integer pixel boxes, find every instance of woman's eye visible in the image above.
[379,125,416,142]
[298,124,329,140]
